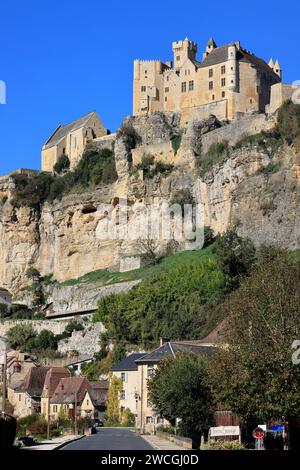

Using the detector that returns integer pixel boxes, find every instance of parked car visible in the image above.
[93,418,104,428]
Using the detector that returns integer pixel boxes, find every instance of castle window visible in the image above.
[141,86,146,92]
[209,68,213,78]
[165,87,169,93]
[176,56,180,61]
[221,65,226,74]
[166,75,170,81]
[181,82,187,93]
[165,97,167,102]
[189,80,194,91]
[212,94,215,100]
[222,91,226,98]
[209,81,213,90]
[53,405,57,413]
[221,78,226,87]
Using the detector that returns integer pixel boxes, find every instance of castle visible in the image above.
[41,37,295,172]
[133,37,285,121]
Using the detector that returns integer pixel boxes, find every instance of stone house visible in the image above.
[133,37,288,122]
[47,376,91,422]
[110,353,146,419]
[8,367,50,418]
[80,380,109,419]
[41,111,107,172]
[135,340,216,433]
[4,351,38,388]
[41,367,71,420]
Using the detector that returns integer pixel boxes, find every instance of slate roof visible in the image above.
[110,353,146,372]
[135,341,216,364]
[86,381,109,407]
[199,44,276,76]
[43,111,96,150]
[15,367,50,397]
[43,367,71,398]
[50,376,91,404]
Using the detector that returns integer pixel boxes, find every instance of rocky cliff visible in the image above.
[1,110,299,294]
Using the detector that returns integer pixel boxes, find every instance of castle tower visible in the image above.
[227,43,238,92]
[268,58,274,69]
[274,59,282,79]
[172,38,197,69]
[202,37,217,60]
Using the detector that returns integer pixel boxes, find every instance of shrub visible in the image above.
[65,320,84,334]
[136,153,154,172]
[277,100,300,148]
[10,148,118,208]
[53,154,70,174]
[117,123,140,148]
[203,226,215,248]
[26,267,41,281]
[199,140,229,176]
[156,425,175,434]
[170,189,194,208]
[171,134,182,155]
[202,440,245,450]
[121,408,135,427]
[257,161,281,175]
[234,130,282,156]
[148,161,173,178]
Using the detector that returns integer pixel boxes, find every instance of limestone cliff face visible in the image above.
[1,111,299,294]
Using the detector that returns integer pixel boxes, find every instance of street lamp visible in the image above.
[0,336,7,415]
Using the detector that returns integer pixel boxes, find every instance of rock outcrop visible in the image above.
[1,111,299,294]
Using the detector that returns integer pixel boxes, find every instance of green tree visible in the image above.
[148,352,214,448]
[35,329,58,350]
[53,154,70,174]
[209,253,300,446]
[106,375,123,425]
[214,229,256,285]
[111,341,127,364]
[6,324,36,349]
[94,258,227,347]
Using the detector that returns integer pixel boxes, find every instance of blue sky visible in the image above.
[0,0,299,175]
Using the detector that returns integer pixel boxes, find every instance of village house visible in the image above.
[134,340,216,433]
[133,37,293,122]
[4,351,38,388]
[8,367,50,418]
[80,380,109,419]
[47,376,91,421]
[41,367,71,420]
[41,111,107,172]
[110,353,146,419]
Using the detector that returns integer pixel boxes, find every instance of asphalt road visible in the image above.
[61,427,154,450]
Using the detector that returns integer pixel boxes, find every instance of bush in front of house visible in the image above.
[121,408,135,427]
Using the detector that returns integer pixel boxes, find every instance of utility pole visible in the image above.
[74,390,78,436]
[47,369,52,440]
[0,337,7,415]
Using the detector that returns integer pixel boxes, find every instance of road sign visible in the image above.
[253,427,265,439]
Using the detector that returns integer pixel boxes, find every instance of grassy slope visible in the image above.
[60,244,216,287]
